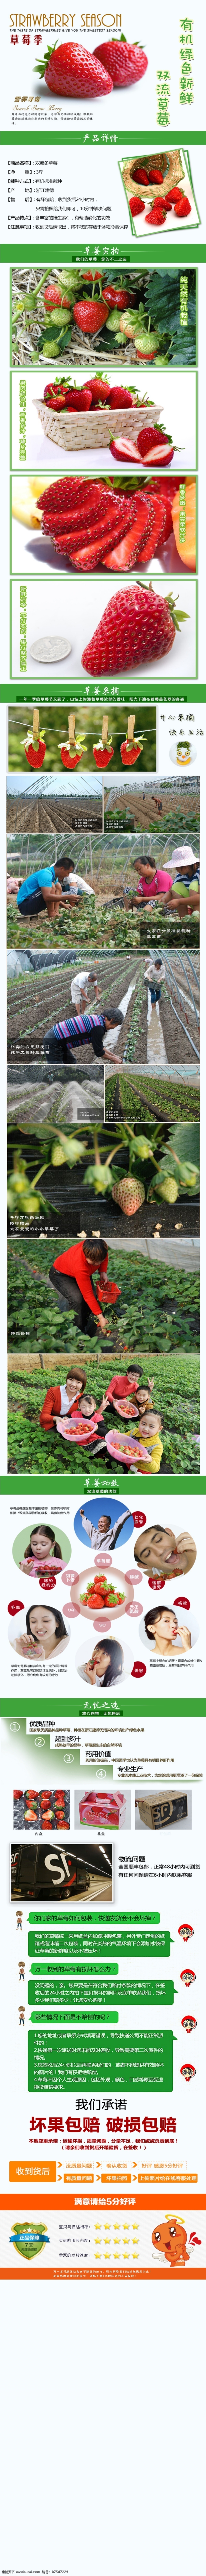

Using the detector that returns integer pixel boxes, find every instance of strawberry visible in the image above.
[109,386,135,407]
[110,433,140,462]
[93,742,114,767]
[150,475,179,540]
[73,296,109,334]
[86,376,111,403]
[82,584,188,675]
[145,201,167,225]
[136,493,168,563]
[170,187,186,203]
[93,38,148,84]
[121,738,142,765]
[44,284,71,310]
[136,424,174,465]
[102,287,130,309]
[174,196,191,216]
[43,382,69,411]
[38,39,113,93]
[60,749,82,768]
[24,736,46,769]
[129,196,145,215]
[104,493,151,571]
[64,385,93,410]
[131,163,148,184]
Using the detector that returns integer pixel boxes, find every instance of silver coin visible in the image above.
[30,635,72,663]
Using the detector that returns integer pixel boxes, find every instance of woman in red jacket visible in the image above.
[48,1235,111,1338]
[40,1363,86,1429]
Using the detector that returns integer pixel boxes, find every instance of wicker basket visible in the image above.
[33,397,161,454]
[123,149,183,199]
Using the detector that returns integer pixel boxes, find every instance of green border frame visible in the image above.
[9,574,199,681]
[118,146,201,239]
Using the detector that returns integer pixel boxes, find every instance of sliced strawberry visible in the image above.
[136,425,174,465]
[137,493,168,563]
[104,493,151,569]
[110,432,140,463]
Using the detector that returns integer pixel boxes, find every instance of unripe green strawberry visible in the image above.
[159,1177,179,1201]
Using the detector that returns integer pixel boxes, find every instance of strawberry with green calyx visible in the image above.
[109,386,136,409]
[73,283,109,335]
[93,36,148,84]
[37,39,113,93]
[112,307,162,361]
[129,195,145,215]
[135,424,174,465]
[22,709,46,770]
[59,713,86,771]
[43,380,92,412]
[86,375,111,404]
[120,719,146,766]
[93,713,114,768]
[101,287,130,310]
[145,201,167,227]
[82,584,188,676]
[44,283,71,312]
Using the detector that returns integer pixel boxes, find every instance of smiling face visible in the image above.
[152,2221,187,2263]
[28,1608,58,1646]
[98,1516,111,1535]
[66,1375,83,1402]
[30,1527,54,1560]
[81,1398,95,1418]
[134,1525,176,1574]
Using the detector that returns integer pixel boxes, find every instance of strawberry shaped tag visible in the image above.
[22,710,46,769]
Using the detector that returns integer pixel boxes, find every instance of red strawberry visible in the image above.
[82,584,187,675]
[174,196,191,216]
[93,38,148,84]
[44,283,71,310]
[150,475,179,540]
[129,195,145,215]
[145,201,167,225]
[136,494,168,563]
[102,287,130,309]
[39,39,113,93]
[93,744,114,766]
[109,386,135,407]
[64,385,93,410]
[73,297,109,334]
[121,739,142,765]
[43,381,69,410]
[136,424,174,465]
[110,433,140,463]
[134,161,162,184]
[61,749,82,768]
[25,738,46,769]
[170,187,186,203]
[104,493,151,570]
[86,376,111,403]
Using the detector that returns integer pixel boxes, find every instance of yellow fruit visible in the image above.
[171,478,196,570]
